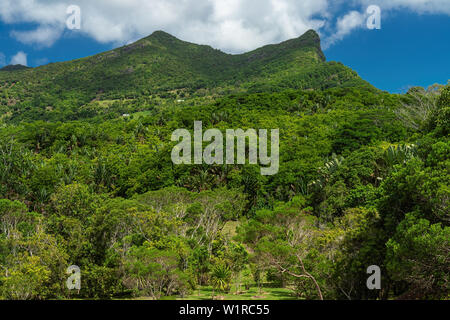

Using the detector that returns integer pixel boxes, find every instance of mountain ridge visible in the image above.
[0,64,30,72]
[0,30,373,123]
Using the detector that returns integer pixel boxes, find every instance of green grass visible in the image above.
[128,285,297,301]
[178,285,297,301]
[222,220,240,239]
[130,110,153,118]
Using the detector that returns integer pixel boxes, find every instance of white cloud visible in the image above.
[0,0,329,53]
[10,51,27,66]
[11,25,63,47]
[0,0,449,52]
[323,11,365,49]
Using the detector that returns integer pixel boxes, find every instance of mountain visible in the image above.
[0,64,30,72]
[1,28,447,302]
[0,30,373,123]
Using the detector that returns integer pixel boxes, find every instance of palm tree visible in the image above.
[210,263,232,298]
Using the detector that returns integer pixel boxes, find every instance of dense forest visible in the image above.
[0,30,448,300]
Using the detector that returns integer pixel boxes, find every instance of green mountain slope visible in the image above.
[0,30,373,123]
[0,27,448,302]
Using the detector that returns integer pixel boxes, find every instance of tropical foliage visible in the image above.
[0,30,448,300]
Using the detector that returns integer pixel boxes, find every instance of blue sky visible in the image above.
[325,11,450,93]
[0,0,449,93]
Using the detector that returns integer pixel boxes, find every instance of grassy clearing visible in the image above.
[129,110,153,118]
[178,285,297,301]
[222,220,240,239]
[129,285,296,301]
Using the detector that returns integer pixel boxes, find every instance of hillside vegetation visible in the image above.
[0,30,448,300]
[0,30,370,123]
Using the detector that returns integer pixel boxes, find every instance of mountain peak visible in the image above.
[279,29,321,47]
[0,64,30,72]
[285,29,323,59]
[144,29,322,53]
[302,29,320,40]
[148,30,179,41]
[242,29,325,64]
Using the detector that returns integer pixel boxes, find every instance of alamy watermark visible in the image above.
[366,5,381,30]
[171,121,279,176]
[367,265,381,290]
[66,265,81,290]
[66,5,81,30]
